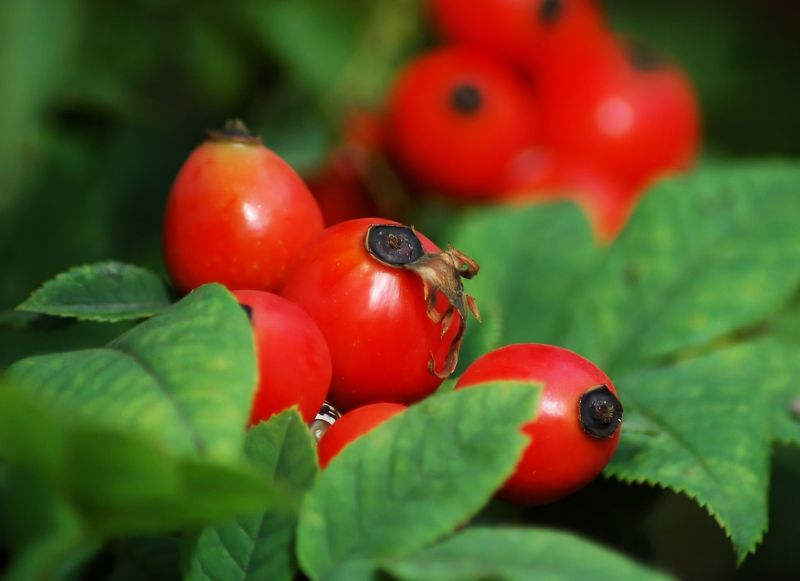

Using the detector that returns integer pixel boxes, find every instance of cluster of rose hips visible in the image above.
[309,0,700,241]
[163,119,623,506]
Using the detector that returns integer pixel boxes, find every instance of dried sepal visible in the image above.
[364,223,480,379]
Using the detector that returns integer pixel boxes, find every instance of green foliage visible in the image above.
[443,202,600,365]
[297,382,540,580]
[8,284,256,460]
[17,261,171,322]
[2,0,800,577]
[184,410,319,581]
[242,0,420,115]
[444,163,800,559]
[609,344,771,561]
[563,164,800,372]
[0,385,290,578]
[0,0,81,210]
[384,527,672,581]
[447,163,800,374]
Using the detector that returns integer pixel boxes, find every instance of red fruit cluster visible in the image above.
[303,0,698,241]
[162,122,480,425]
[163,119,622,506]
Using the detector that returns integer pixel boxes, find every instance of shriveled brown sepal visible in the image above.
[207,119,262,146]
[365,224,480,379]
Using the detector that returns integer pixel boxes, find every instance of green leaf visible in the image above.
[443,202,599,363]
[608,343,772,561]
[0,386,290,539]
[562,163,800,372]
[296,382,541,580]
[384,527,672,581]
[17,261,171,322]
[8,284,257,460]
[184,410,318,581]
[736,338,800,447]
[768,303,800,346]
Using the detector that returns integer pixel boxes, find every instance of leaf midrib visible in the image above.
[110,343,206,456]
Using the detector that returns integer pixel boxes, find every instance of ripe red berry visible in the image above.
[495,153,638,242]
[386,47,538,199]
[163,120,324,294]
[317,402,406,468]
[233,290,331,425]
[280,218,480,411]
[456,344,623,505]
[537,37,700,187]
[430,0,606,74]
[307,153,378,227]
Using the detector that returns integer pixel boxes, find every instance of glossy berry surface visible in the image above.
[430,0,605,73]
[317,402,406,468]
[456,343,623,505]
[386,47,537,199]
[233,290,331,425]
[280,218,471,411]
[538,37,700,187]
[163,123,324,293]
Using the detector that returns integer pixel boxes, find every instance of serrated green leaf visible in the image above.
[443,202,600,360]
[17,261,171,322]
[608,343,772,561]
[184,410,318,581]
[297,382,540,580]
[0,386,290,540]
[8,284,257,460]
[383,527,672,581]
[562,163,800,372]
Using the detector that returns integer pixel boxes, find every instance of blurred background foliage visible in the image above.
[1,1,799,578]
[1,0,799,355]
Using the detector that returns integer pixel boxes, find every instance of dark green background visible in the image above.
[1,1,798,578]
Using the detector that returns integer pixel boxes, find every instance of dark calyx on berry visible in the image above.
[625,39,668,72]
[240,304,254,322]
[539,0,564,25]
[450,84,482,115]
[579,385,623,439]
[366,225,424,266]
[365,223,481,379]
[207,119,262,145]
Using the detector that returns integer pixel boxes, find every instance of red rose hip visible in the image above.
[233,290,331,425]
[456,343,623,505]
[281,218,480,411]
[317,402,407,468]
[386,47,538,199]
[164,120,324,293]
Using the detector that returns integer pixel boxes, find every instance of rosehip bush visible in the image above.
[2,1,800,580]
